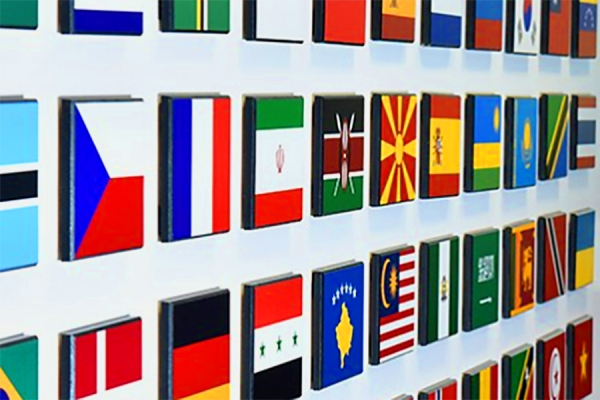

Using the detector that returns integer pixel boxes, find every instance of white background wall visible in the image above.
[0,1,598,399]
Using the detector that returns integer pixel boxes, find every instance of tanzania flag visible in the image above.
[541,0,572,55]
[418,379,458,400]
[572,0,597,58]
[505,97,538,189]
[567,315,593,400]
[502,344,534,400]
[464,229,499,332]
[241,274,303,399]
[568,208,595,290]
[419,236,459,346]
[161,0,230,33]
[540,94,569,181]
[370,94,417,206]
[371,0,415,42]
[466,0,503,50]
[503,220,535,318]
[0,335,38,400]
[463,361,499,400]
[243,96,305,229]
[160,288,230,400]
[0,0,37,29]
[312,261,364,390]
[537,212,567,303]
[536,329,565,400]
[465,95,502,192]
[420,94,461,199]
[570,95,596,170]
[312,96,364,216]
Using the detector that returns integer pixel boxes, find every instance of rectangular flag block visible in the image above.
[541,0,572,55]
[536,329,566,400]
[312,261,364,390]
[570,95,596,170]
[572,0,597,58]
[0,98,38,273]
[466,0,503,50]
[0,0,37,29]
[160,288,230,400]
[567,315,593,400]
[244,0,305,42]
[463,228,500,332]
[313,0,366,45]
[241,274,303,399]
[537,212,567,303]
[0,334,38,400]
[539,94,569,181]
[160,0,230,33]
[418,235,460,346]
[568,208,595,290]
[392,395,413,400]
[418,379,458,400]
[504,97,538,189]
[462,360,499,400]
[371,0,416,42]
[312,95,365,216]
[59,97,145,261]
[420,94,461,199]
[59,316,143,399]
[502,220,535,318]
[242,96,305,229]
[421,0,462,47]
[159,95,231,242]
[59,0,144,35]
[370,93,417,206]
[506,0,541,54]
[369,245,416,365]
[465,94,502,192]
[501,344,534,399]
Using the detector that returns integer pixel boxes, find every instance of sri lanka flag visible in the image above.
[467,0,503,50]
[60,0,144,35]
[572,0,597,58]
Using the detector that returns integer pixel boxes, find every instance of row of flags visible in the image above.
[0,210,594,399]
[0,0,596,58]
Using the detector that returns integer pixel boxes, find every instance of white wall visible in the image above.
[0,1,598,399]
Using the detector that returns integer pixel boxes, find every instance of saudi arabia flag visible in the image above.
[419,236,460,345]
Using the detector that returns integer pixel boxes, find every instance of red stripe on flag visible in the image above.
[577,156,596,169]
[379,339,414,359]
[75,333,97,399]
[399,292,415,303]
[399,277,415,287]
[579,96,596,108]
[579,30,597,58]
[106,320,142,390]
[381,308,414,324]
[380,323,415,341]
[428,174,460,198]
[173,334,230,399]
[381,15,415,41]
[491,364,499,400]
[430,96,460,119]
[212,98,231,234]
[254,276,303,329]
[399,247,415,257]
[399,261,415,272]
[443,381,458,398]
[474,19,502,50]
[323,137,364,174]
[254,188,303,228]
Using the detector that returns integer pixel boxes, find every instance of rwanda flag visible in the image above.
[0,335,38,400]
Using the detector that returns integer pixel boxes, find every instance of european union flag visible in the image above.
[312,261,364,390]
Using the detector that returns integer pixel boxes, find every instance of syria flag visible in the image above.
[536,329,565,400]
[567,315,593,400]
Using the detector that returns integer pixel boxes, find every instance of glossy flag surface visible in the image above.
[537,212,567,303]
[370,94,417,206]
[567,315,593,400]
[244,0,305,42]
[160,0,230,33]
[312,96,364,216]
[506,0,541,54]
[60,0,143,35]
[313,0,366,44]
[160,289,230,400]
[422,0,462,47]
[243,96,305,229]
[570,95,596,170]
[312,261,364,389]
[465,95,502,192]
[541,0,572,55]
[463,229,499,332]
[0,99,38,273]
[536,329,565,400]
[419,236,459,346]
[371,0,415,41]
[540,94,569,181]
[0,334,38,400]
[159,95,230,242]
[369,245,416,365]
[420,94,461,199]
[572,0,597,58]
[0,0,37,29]
[568,208,595,290]
[463,361,499,400]
[467,0,503,50]
[502,344,534,400]
[60,317,143,399]
[242,274,303,399]
[503,220,535,318]
[418,379,458,400]
[59,98,144,261]
[504,97,538,189]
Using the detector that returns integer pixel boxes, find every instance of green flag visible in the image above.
[0,0,38,29]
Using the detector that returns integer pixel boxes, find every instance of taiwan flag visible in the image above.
[542,0,572,55]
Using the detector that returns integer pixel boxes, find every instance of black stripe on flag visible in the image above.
[548,219,565,295]
[172,291,229,349]
[253,358,302,400]
[0,171,38,202]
